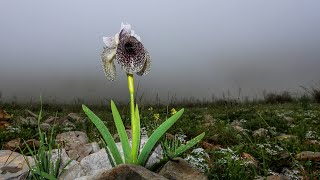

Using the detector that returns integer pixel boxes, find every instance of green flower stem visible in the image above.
[127,73,140,164]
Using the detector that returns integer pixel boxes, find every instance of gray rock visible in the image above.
[44,116,76,131]
[58,161,82,180]
[80,148,112,176]
[253,128,268,137]
[18,116,38,127]
[40,122,52,132]
[67,143,99,161]
[56,131,89,151]
[159,157,208,180]
[0,150,34,180]
[58,134,162,179]
[114,135,163,168]
[266,175,283,180]
[232,125,244,133]
[62,120,76,131]
[284,117,294,124]
[51,149,79,172]
[231,120,242,127]
[91,142,100,153]
[140,136,163,168]
[275,134,298,141]
[74,164,167,180]
[44,116,59,124]
[4,138,21,151]
[67,113,84,123]
[296,151,320,162]
[24,109,38,118]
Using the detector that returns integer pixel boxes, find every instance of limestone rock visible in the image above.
[0,109,12,121]
[58,161,82,180]
[159,157,208,180]
[24,139,41,149]
[296,151,320,162]
[140,135,163,168]
[40,122,52,132]
[67,113,84,123]
[0,150,34,180]
[79,148,112,176]
[283,117,294,124]
[24,109,38,118]
[232,125,244,133]
[253,128,268,137]
[18,116,37,127]
[241,152,259,168]
[304,139,320,146]
[266,175,282,180]
[200,141,222,151]
[74,164,167,180]
[275,134,298,141]
[51,149,79,172]
[4,138,21,151]
[44,116,59,124]
[44,116,76,131]
[56,131,89,150]
[67,143,96,161]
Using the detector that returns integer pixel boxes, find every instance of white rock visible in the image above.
[80,148,112,176]
[0,150,34,180]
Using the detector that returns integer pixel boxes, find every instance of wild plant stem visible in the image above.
[128,74,140,164]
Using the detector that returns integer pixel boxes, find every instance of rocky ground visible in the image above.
[0,102,320,179]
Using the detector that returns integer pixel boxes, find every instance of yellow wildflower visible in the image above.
[170,108,177,115]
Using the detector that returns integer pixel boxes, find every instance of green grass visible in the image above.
[1,101,320,179]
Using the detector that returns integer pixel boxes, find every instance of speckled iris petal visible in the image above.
[101,46,117,81]
[116,35,146,74]
[136,50,151,76]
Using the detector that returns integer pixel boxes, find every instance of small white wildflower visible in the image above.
[185,148,209,172]
[268,169,280,176]
[240,119,247,123]
[265,148,278,155]
[7,126,21,133]
[176,133,187,144]
[305,130,318,140]
[257,144,264,148]
[275,145,284,151]
[282,168,302,180]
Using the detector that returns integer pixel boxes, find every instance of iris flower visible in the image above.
[101,23,151,81]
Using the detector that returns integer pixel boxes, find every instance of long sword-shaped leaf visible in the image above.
[137,108,184,165]
[172,132,205,158]
[111,100,132,163]
[82,104,123,165]
[132,104,140,163]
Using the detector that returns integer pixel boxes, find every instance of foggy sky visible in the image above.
[1,1,320,103]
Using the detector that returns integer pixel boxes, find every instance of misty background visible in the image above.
[0,1,320,104]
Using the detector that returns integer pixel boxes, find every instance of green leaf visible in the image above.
[34,169,57,180]
[172,132,205,158]
[131,104,141,164]
[111,100,132,163]
[82,104,123,165]
[138,108,184,165]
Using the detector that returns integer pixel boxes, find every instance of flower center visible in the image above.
[124,42,135,54]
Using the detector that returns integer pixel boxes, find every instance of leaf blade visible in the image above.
[82,104,123,165]
[172,132,205,158]
[111,100,132,163]
[137,108,184,165]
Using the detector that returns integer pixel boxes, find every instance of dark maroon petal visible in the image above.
[116,35,146,74]
[136,50,151,76]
